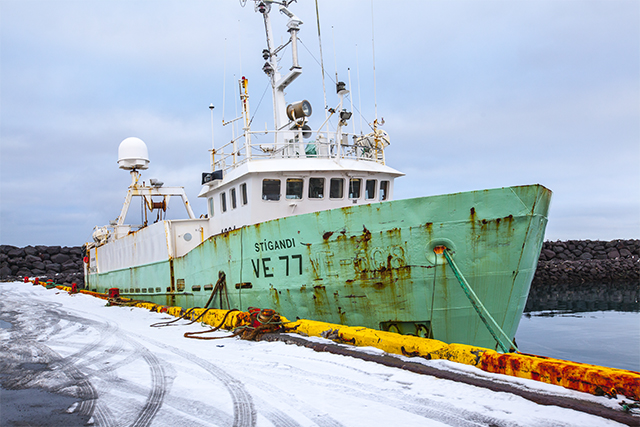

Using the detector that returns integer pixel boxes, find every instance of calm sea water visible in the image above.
[516,310,640,372]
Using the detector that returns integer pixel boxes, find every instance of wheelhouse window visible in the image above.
[309,177,324,199]
[365,179,376,200]
[330,178,344,199]
[221,192,227,212]
[230,188,237,209]
[380,180,389,201]
[286,178,304,200]
[208,197,214,217]
[240,183,248,205]
[348,178,362,199]
[262,179,281,201]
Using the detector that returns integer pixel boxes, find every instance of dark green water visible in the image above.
[516,310,640,372]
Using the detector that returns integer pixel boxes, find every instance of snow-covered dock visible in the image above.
[0,281,634,426]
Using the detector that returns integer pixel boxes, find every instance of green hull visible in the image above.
[87,184,551,349]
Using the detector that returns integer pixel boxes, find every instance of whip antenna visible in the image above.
[222,38,227,123]
[332,26,338,83]
[209,104,215,170]
[371,0,377,121]
[356,44,363,134]
[315,0,328,118]
[348,67,355,135]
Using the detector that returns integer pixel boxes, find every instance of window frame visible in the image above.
[285,178,304,200]
[380,180,389,201]
[240,183,248,205]
[329,178,345,199]
[221,192,227,212]
[308,177,325,199]
[348,178,362,199]
[230,188,237,209]
[262,179,281,201]
[365,179,377,200]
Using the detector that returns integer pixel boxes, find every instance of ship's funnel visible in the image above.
[118,137,150,170]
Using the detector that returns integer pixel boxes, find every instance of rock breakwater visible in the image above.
[0,245,84,285]
[526,239,639,312]
[534,239,639,285]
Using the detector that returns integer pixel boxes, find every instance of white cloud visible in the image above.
[1,0,638,246]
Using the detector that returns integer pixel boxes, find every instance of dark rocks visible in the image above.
[24,255,41,264]
[50,253,70,264]
[69,247,83,256]
[7,248,24,257]
[0,245,84,286]
[532,239,639,287]
[538,239,639,262]
[61,261,77,272]
[46,246,61,255]
[607,250,620,259]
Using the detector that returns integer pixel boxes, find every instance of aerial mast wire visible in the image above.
[237,19,243,76]
[209,104,215,170]
[233,74,238,142]
[332,26,338,83]
[371,0,377,121]
[356,44,363,134]
[348,67,355,135]
[222,38,227,123]
[315,0,328,119]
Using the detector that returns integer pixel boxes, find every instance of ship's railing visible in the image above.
[212,128,390,175]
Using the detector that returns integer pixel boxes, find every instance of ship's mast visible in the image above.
[256,1,303,145]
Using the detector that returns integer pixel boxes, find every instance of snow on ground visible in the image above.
[0,282,628,427]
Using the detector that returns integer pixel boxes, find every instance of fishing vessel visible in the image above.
[84,0,551,350]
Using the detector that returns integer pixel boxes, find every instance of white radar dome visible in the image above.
[118,137,150,170]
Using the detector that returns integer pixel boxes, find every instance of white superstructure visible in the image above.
[199,0,402,235]
[88,0,402,267]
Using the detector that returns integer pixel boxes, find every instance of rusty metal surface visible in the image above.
[480,351,640,402]
[87,184,552,349]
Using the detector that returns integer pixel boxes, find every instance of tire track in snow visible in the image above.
[129,342,167,427]
[53,312,169,427]
[0,297,113,426]
[202,354,345,427]
[1,290,167,427]
[216,348,515,427]
[30,341,105,424]
[132,334,257,427]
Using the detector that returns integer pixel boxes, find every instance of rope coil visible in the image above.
[183,307,284,341]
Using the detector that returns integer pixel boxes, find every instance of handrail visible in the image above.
[211,128,389,175]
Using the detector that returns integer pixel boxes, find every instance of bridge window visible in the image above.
[208,197,214,217]
[365,180,376,200]
[330,178,344,199]
[286,178,304,199]
[240,183,248,205]
[262,179,281,201]
[349,178,362,199]
[230,188,237,209]
[309,177,324,199]
[221,192,227,212]
[380,180,389,201]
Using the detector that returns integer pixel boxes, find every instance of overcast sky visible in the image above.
[1,0,638,247]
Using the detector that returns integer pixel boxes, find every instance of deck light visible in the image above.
[286,100,312,121]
